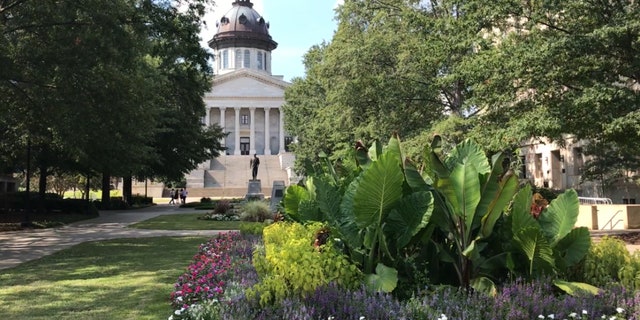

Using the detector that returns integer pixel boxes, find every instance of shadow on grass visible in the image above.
[0,236,211,320]
[129,213,240,230]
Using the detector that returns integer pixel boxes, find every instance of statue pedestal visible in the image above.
[246,179,264,200]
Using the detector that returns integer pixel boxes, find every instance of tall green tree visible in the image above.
[1,0,224,207]
[468,0,640,167]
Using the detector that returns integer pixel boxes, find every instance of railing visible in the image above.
[579,197,612,205]
[601,210,624,230]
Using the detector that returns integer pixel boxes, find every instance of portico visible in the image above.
[204,103,287,156]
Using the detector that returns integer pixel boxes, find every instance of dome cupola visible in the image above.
[208,0,277,51]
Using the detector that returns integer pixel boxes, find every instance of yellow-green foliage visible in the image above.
[247,222,363,306]
[582,237,630,287]
[619,251,640,291]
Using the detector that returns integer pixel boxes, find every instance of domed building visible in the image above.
[185,0,293,198]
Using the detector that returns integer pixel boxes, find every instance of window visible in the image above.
[241,114,249,125]
[235,49,242,68]
[264,53,268,71]
[257,52,263,70]
[222,50,228,69]
[244,49,250,68]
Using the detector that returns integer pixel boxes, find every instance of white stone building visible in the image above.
[184,0,293,198]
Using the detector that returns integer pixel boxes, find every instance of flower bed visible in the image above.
[170,232,640,320]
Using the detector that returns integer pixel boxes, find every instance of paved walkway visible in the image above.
[0,204,228,270]
[2,206,639,271]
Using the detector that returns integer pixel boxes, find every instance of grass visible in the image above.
[0,236,210,320]
[128,213,240,230]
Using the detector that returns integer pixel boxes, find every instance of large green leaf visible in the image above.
[514,227,555,276]
[471,276,497,296]
[510,185,538,234]
[553,280,600,296]
[538,189,580,246]
[314,178,342,223]
[441,161,481,242]
[480,172,518,239]
[385,191,434,248]
[404,160,429,191]
[446,139,491,175]
[283,185,311,222]
[365,263,398,293]
[554,227,591,269]
[352,152,404,229]
[476,153,506,220]
[429,135,450,179]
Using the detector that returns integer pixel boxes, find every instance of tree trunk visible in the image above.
[101,172,110,209]
[38,165,47,200]
[123,176,132,206]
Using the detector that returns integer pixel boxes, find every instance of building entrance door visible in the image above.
[240,137,250,155]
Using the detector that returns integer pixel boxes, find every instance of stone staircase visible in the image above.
[185,155,292,199]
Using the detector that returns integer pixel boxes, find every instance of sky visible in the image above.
[200,0,344,82]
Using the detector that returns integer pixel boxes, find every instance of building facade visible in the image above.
[520,136,639,204]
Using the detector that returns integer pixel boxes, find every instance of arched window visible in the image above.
[257,51,263,70]
[244,49,251,68]
[235,49,242,68]
[222,50,228,69]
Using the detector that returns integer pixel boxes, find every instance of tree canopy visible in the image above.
[283,0,639,177]
[0,0,225,196]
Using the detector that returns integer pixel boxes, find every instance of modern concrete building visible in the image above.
[520,136,639,204]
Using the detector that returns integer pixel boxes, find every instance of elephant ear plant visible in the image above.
[425,136,518,293]
[282,134,434,293]
[508,184,598,295]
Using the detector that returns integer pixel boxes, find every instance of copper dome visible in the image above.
[208,0,277,51]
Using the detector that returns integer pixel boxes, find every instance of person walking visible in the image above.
[180,188,188,204]
[168,188,176,205]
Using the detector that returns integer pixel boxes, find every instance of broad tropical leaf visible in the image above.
[471,276,497,296]
[404,160,429,191]
[538,189,580,246]
[553,280,600,296]
[314,178,342,223]
[510,185,538,234]
[365,263,398,293]
[442,161,481,241]
[480,172,518,239]
[554,227,591,268]
[283,185,311,222]
[446,139,491,175]
[385,191,434,248]
[429,136,450,179]
[514,227,555,275]
[476,153,506,219]
[352,152,404,228]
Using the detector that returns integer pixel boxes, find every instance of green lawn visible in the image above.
[129,213,240,230]
[0,236,209,320]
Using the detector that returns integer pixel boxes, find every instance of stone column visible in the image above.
[279,108,285,154]
[249,107,256,155]
[234,107,241,155]
[219,107,226,150]
[264,107,271,155]
[205,107,211,126]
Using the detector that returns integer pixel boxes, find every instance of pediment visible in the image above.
[208,69,289,98]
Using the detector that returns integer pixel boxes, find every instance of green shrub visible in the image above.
[619,251,640,291]
[239,221,266,235]
[240,201,272,222]
[581,236,630,286]
[247,222,362,306]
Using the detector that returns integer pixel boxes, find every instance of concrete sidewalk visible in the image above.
[0,204,227,270]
